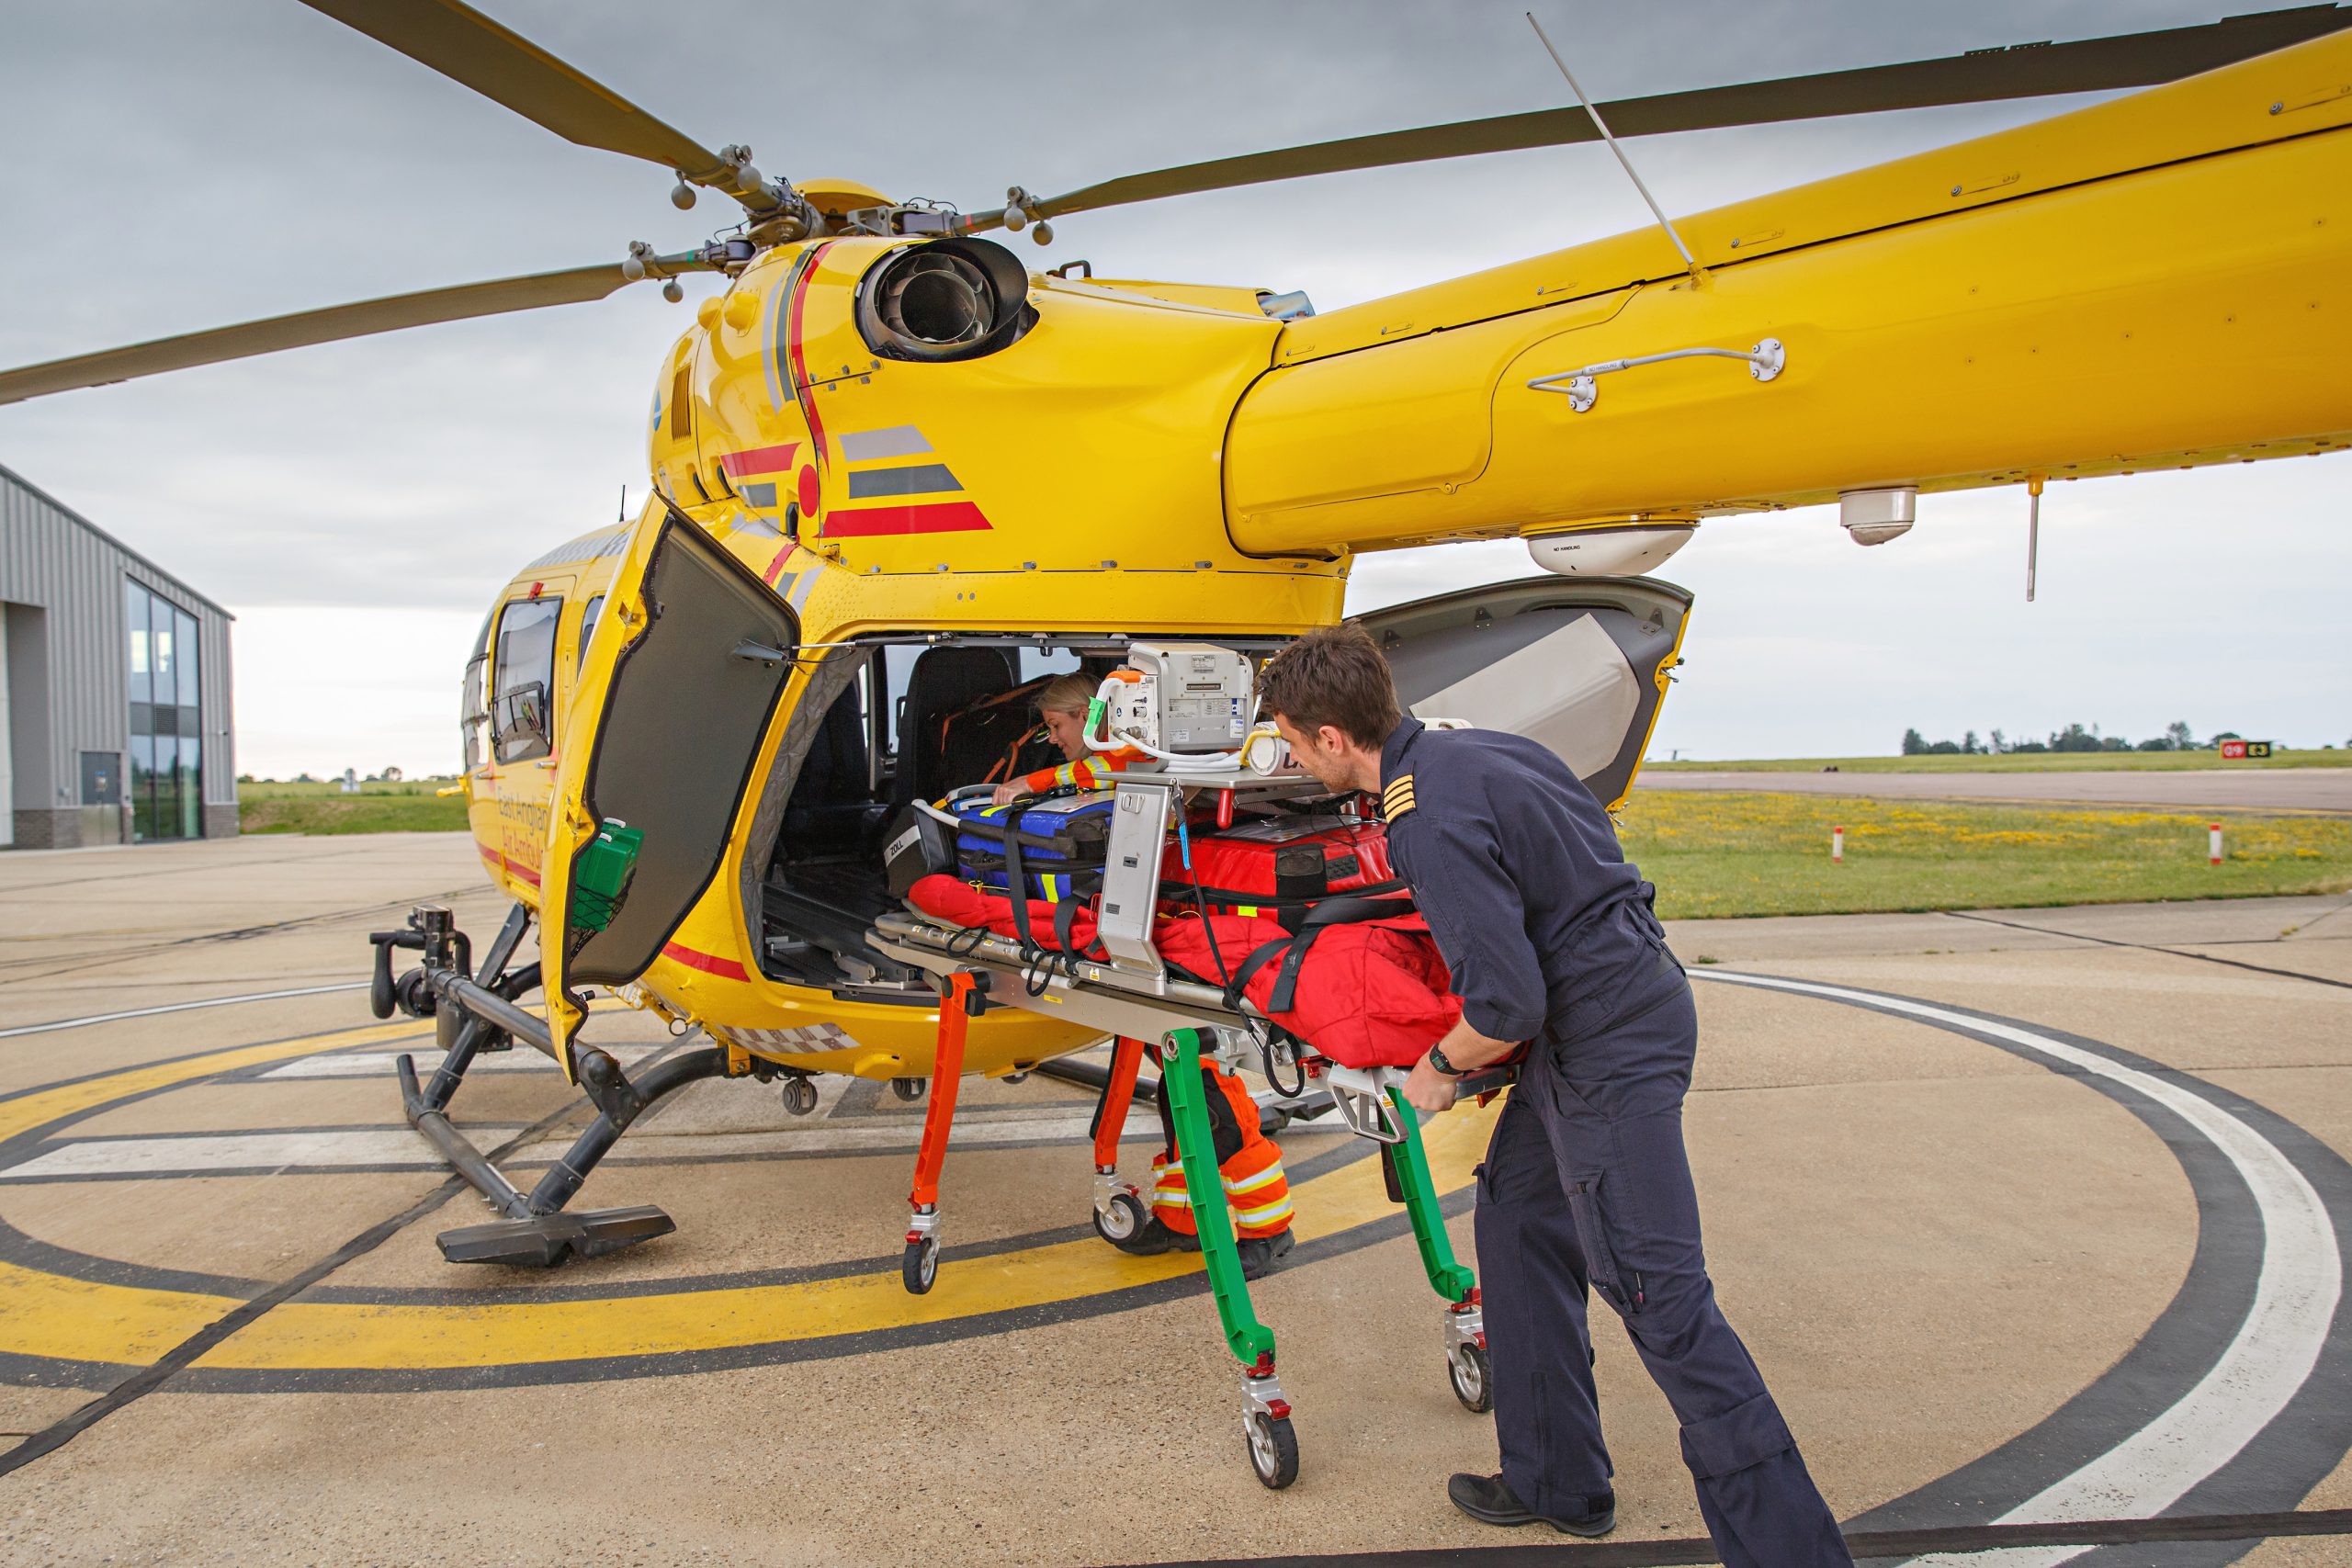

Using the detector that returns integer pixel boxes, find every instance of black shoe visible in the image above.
[1110,1216,1201,1257]
[1447,1473,1615,1537]
[1237,1228,1295,1280]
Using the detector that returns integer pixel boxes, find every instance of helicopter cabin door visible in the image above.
[538,506,799,1074]
[1358,576,1691,810]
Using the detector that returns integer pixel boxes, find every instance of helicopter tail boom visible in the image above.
[1224,28,2352,554]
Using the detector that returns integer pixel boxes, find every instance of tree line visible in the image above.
[1901,721,2235,756]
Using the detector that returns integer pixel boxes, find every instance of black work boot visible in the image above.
[1111,1216,1200,1257]
[1237,1228,1295,1280]
[1446,1473,1615,1537]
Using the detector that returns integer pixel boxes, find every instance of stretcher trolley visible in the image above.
[867,768,1500,1489]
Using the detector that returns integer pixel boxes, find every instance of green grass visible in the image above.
[238,778,469,836]
[1617,791,2352,919]
[1644,749,2349,773]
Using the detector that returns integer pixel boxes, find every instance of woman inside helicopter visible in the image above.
[989,673,1147,804]
[974,673,1297,1279]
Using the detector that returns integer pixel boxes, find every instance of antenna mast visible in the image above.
[1526,11,1707,287]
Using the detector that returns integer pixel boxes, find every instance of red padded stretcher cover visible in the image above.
[906,875,1459,1069]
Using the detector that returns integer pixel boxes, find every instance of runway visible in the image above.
[0,833,2346,1566]
[1635,766,2352,814]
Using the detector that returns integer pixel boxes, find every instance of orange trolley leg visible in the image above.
[1088,1036,1150,1245]
[902,971,978,1294]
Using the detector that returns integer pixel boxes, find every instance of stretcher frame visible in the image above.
[870,908,1493,1489]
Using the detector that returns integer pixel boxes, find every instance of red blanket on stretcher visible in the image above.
[906,874,1460,1069]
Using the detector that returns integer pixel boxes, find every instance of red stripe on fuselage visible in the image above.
[718,443,801,479]
[786,243,838,479]
[661,941,750,981]
[478,843,543,887]
[821,501,993,537]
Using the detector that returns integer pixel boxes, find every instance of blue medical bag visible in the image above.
[949,791,1117,902]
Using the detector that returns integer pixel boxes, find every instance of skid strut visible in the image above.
[371,902,735,1268]
[901,970,984,1294]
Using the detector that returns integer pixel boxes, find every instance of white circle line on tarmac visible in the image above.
[1697,970,2343,1568]
[0,983,371,1041]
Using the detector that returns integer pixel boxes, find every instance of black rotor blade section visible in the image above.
[1013,4,2352,221]
[299,0,744,192]
[0,265,633,405]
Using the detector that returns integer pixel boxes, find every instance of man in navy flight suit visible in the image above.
[1261,623,1850,1566]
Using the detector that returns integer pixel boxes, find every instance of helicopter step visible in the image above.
[370,902,735,1268]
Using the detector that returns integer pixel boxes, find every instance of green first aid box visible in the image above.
[571,821,643,933]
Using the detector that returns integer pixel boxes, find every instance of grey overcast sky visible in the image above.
[2,0,2346,775]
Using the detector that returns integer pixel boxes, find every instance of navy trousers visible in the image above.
[1474,961,1852,1568]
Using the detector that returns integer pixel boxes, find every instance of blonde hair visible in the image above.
[1037,672,1097,716]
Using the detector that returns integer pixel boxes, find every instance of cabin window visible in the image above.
[460,609,493,773]
[575,594,605,677]
[492,596,563,764]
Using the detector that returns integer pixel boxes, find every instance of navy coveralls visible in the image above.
[1380,717,1850,1567]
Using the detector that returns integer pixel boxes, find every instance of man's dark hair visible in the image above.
[1259,621,1403,750]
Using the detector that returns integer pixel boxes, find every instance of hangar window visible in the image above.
[124,578,203,842]
[492,596,563,764]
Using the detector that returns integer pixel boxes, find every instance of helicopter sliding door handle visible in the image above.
[1528,337,1784,412]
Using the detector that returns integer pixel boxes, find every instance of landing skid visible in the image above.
[368,902,733,1268]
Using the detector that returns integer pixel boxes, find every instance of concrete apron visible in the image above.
[0,835,2342,1566]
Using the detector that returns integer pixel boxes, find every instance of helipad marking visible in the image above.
[0,982,372,1041]
[1697,971,2344,1568]
[0,1130,450,1179]
[0,1108,1169,1181]
[257,1044,657,1080]
[204,1108,1491,1373]
[0,1027,1493,1372]
[0,1021,441,1145]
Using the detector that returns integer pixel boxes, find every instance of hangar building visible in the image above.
[1,463,237,849]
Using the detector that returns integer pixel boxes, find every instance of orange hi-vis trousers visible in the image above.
[1148,1057,1295,1241]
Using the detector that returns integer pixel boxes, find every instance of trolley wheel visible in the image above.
[1448,1342,1493,1414]
[902,1236,939,1294]
[1091,1191,1148,1246]
[890,1077,927,1103]
[1257,1104,1293,1137]
[780,1077,819,1116]
[1246,1411,1300,1490]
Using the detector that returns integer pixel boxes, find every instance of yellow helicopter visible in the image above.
[6,0,2350,1489]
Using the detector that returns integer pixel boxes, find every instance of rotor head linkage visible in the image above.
[620,240,734,303]
[996,187,1055,244]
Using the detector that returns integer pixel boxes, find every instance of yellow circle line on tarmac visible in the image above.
[0,1019,1495,1374]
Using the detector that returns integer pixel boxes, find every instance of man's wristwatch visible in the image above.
[1426,1043,1465,1077]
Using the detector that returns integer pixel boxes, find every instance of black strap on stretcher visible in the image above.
[1219,893,1416,1015]
[1001,829,1091,995]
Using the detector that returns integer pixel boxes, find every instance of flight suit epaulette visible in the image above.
[1380,772,1418,824]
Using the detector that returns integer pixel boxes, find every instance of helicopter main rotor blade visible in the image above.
[298,0,780,209]
[973,4,2352,228]
[0,264,636,406]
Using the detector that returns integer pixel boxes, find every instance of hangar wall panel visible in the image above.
[0,463,236,848]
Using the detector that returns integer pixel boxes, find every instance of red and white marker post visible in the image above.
[1832,825,1846,864]
[2210,823,2223,866]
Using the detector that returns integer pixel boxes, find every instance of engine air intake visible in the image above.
[856,238,1035,363]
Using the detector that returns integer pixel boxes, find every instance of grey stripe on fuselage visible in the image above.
[846,464,961,498]
[838,425,932,462]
